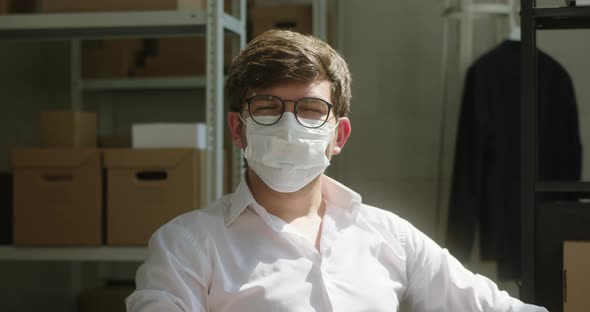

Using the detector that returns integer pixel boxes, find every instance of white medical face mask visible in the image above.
[244,112,336,193]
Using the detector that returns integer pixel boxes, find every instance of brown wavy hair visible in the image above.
[226,29,352,118]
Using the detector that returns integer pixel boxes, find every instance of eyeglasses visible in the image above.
[242,94,334,128]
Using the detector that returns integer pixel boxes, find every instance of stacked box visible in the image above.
[133,36,235,77]
[132,123,207,149]
[250,4,313,38]
[11,149,102,246]
[0,0,8,14]
[40,111,97,147]
[563,241,590,312]
[104,148,204,245]
[82,39,142,79]
[1,0,37,14]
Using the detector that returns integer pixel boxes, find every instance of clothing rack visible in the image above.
[436,0,516,240]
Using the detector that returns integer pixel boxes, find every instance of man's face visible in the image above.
[227,80,351,160]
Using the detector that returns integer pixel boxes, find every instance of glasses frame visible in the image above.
[242,94,334,129]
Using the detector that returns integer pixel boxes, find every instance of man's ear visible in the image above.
[227,112,245,149]
[332,117,351,155]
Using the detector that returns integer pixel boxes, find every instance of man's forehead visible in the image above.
[247,80,332,99]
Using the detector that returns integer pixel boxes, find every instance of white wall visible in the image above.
[333,0,590,301]
[333,0,444,239]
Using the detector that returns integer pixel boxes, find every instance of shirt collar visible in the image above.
[225,174,256,227]
[321,175,362,226]
[224,174,363,227]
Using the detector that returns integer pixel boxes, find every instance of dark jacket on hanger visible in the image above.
[446,40,581,280]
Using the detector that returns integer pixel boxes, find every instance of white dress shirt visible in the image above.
[126,176,547,312]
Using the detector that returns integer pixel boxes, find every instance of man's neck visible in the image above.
[246,168,324,223]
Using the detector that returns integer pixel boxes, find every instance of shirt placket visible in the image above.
[250,203,337,312]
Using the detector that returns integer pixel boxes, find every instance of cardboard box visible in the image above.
[83,39,142,79]
[0,0,37,14]
[132,36,234,77]
[41,111,97,148]
[133,37,206,77]
[104,148,204,245]
[132,123,207,149]
[0,0,8,14]
[41,0,206,13]
[11,149,102,246]
[564,241,590,312]
[250,4,313,38]
[0,172,12,245]
[79,287,134,312]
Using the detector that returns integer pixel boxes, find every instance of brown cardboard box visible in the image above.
[104,148,203,246]
[0,172,12,245]
[133,37,206,77]
[11,149,102,246]
[0,0,8,14]
[41,111,97,148]
[10,0,37,13]
[564,241,590,312]
[0,0,37,14]
[250,4,313,38]
[41,0,206,13]
[79,287,134,312]
[133,36,234,77]
[83,39,142,79]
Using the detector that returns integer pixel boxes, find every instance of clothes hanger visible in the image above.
[507,1,521,41]
[508,25,521,41]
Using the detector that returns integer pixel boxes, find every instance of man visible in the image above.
[126,30,546,311]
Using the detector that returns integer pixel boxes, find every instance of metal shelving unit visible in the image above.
[0,1,246,205]
[520,0,590,303]
[536,6,590,29]
[0,1,247,262]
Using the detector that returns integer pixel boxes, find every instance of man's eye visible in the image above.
[255,104,279,110]
[300,107,322,113]
[298,103,325,113]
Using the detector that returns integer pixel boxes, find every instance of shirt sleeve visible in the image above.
[126,222,210,312]
[401,220,547,312]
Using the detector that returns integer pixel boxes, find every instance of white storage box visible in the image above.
[132,123,207,149]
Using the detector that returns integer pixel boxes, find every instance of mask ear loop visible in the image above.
[323,111,339,133]
[238,112,249,125]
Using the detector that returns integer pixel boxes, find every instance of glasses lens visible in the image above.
[248,95,282,125]
[295,98,330,128]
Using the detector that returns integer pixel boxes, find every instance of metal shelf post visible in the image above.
[206,0,225,203]
[520,0,537,302]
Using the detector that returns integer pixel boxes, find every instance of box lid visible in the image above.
[103,148,200,169]
[11,148,100,169]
